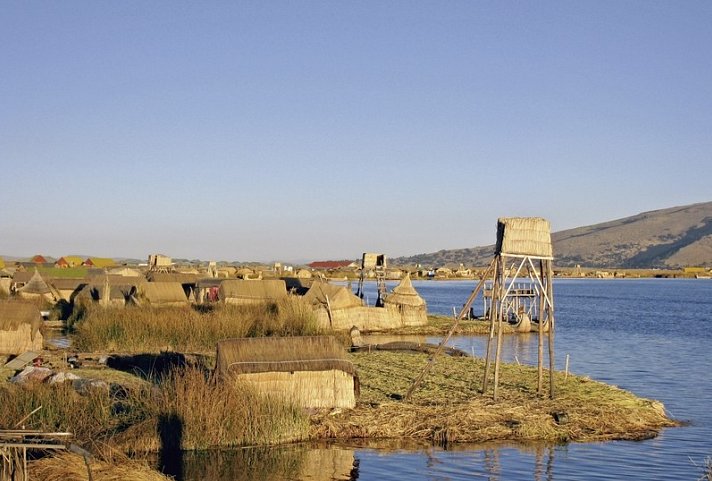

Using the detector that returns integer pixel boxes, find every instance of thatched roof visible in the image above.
[215,336,355,377]
[137,282,188,305]
[109,267,143,277]
[49,278,89,291]
[495,217,553,259]
[75,283,135,302]
[87,274,146,287]
[218,279,287,301]
[303,282,362,310]
[384,273,426,307]
[146,272,198,284]
[83,257,117,268]
[17,269,52,295]
[0,301,42,334]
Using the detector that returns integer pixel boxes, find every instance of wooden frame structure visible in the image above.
[356,253,387,307]
[1,430,72,481]
[405,217,556,401]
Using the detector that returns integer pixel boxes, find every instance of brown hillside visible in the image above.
[395,201,712,269]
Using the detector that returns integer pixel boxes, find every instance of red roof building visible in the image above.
[31,255,47,264]
[307,260,357,270]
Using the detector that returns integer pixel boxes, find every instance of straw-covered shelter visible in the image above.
[215,336,358,409]
[303,282,362,310]
[74,283,137,308]
[49,278,89,302]
[15,270,58,303]
[136,282,189,308]
[109,267,143,277]
[218,279,287,305]
[382,273,428,326]
[0,301,43,354]
[302,281,428,331]
[495,217,553,259]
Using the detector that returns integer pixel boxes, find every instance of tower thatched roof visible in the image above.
[495,217,553,259]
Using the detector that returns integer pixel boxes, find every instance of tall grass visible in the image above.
[150,366,310,449]
[72,297,320,352]
[1,367,310,453]
[0,382,137,443]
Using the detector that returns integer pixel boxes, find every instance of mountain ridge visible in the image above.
[394,201,712,268]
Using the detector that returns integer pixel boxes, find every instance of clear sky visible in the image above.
[2,1,711,263]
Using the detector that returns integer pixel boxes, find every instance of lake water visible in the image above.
[181,279,712,480]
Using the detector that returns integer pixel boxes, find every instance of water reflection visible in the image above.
[179,443,357,481]
[177,440,566,481]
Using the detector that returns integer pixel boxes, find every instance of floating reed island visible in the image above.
[312,350,677,444]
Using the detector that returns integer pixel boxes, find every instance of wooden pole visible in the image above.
[482,257,499,394]
[404,264,492,401]
[546,259,556,399]
[537,259,545,395]
[493,256,505,401]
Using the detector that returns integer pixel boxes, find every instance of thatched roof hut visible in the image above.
[303,282,362,310]
[75,283,136,308]
[218,279,287,305]
[495,217,553,259]
[136,282,189,308]
[0,301,43,354]
[49,278,89,302]
[215,336,357,409]
[16,270,57,303]
[383,273,428,326]
[109,267,143,277]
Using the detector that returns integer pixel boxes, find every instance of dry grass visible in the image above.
[112,366,310,452]
[29,451,170,481]
[387,315,513,336]
[71,297,320,352]
[311,351,676,444]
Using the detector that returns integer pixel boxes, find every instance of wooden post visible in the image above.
[493,256,505,401]
[537,259,545,395]
[546,259,556,399]
[482,258,499,394]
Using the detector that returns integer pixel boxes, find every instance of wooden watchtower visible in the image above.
[356,253,387,307]
[405,217,556,402]
[478,217,556,399]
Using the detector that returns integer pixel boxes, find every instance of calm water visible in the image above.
[181,279,712,480]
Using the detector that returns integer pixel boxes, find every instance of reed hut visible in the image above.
[303,282,427,331]
[109,267,143,277]
[0,301,43,354]
[382,273,427,326]
[218,279,287,305]
[15,270,57,303]
[146,272,198,299]
[74,283,136,308]
[49,278,89,303]
[136,282,189,308]
[303,282,362,310]
[215,336,358,409]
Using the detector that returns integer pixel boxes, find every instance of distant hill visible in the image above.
[394,201,712,269]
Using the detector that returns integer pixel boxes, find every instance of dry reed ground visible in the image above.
[390,315,514,335]
[311,351,677,444]
[30,452,171,481]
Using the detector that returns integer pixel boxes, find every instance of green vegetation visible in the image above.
[71,298,320,352]
[37,266,91,278]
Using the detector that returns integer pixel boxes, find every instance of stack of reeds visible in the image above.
[495,217,553,258]
[216,336,357,409]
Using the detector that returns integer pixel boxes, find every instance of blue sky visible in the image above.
[2,1,711,263]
